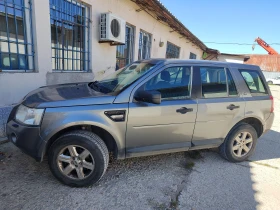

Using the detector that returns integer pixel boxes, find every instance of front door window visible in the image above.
[145,66,192,100]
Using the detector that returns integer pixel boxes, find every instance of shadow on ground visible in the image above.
[178,129,280,210]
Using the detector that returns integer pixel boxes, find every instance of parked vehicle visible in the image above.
[267,76,280,85]
[6,59,274,187]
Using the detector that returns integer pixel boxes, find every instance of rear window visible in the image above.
[239,69,268,95]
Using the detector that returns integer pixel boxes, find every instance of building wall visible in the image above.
[217,55,244,64]
[0,0,203,138]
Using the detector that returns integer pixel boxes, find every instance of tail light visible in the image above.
[270,95,274,113]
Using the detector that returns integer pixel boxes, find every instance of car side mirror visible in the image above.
[134,90,161,104]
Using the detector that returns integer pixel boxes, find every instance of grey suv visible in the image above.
[6,59,274,187]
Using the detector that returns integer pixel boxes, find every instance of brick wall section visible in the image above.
[245,55,280,72]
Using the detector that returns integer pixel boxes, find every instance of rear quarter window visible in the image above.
[239,69,268,96]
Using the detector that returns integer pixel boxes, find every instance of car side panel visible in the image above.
[40,104,128,159]
[228,67,273,134]
[126,99,197,156]
[244,96,272,122]
[191,65,246,146]
[192,97,245,145]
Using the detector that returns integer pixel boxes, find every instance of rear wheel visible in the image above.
[268,81,273,85]
[219,123,258,162]
[48,130,109,187]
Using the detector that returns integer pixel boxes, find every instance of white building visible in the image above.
[203,50,249,64]
[0,0,214,138]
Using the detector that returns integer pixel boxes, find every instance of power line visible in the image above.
[204,42,280,46]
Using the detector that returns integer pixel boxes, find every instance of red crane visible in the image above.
[254,37,278,55]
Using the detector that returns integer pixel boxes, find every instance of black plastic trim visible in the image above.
[104,110,126,122]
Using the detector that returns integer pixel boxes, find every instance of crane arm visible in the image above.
[255,37,278,55]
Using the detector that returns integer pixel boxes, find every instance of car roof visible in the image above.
[140,59,260,70]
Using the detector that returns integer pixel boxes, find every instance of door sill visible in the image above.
[189,144,219,151]
[126,142,191,158]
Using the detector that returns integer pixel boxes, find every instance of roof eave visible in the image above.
[132,0,209,51]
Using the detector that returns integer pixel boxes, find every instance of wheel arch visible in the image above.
[43,123,123,160]
[228,117,264,138]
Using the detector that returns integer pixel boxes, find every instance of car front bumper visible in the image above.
[6,119,46,162]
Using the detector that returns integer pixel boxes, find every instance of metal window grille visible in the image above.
[166,42,180,59]
[138,30,151,60]
[50,0,90,72]
[189,52,197,59]
[0,0,34,72]
[116,25,134,70]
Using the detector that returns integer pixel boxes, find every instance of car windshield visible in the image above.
[89,62,156,94]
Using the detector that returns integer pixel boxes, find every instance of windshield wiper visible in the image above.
[89,81,112,94]
[89,81,101,91]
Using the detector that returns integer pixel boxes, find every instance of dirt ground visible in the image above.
[0,85,279,210]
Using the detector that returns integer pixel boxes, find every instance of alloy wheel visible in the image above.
[232,132,253,157]
[57,145,95,180]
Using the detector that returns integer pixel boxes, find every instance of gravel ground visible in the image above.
[0,86,279,210]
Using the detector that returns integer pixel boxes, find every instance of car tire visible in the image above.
[267,81,273,85]
[48,130,109,187]
[219,123,258,162]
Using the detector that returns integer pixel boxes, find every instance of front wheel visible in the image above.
[267,81,273,85]
[219,123,258,162]
[48,130,109,187]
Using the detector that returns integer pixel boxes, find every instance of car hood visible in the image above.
[22,83,116,108]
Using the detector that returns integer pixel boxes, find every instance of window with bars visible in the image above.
[166,42,180,59]
[116,25,134,70]
[138,30,151,60]
[0,0,34,72]
[50,0,90,71]
[189,52,197,59]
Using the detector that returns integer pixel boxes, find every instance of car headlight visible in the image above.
[15,105,45,125]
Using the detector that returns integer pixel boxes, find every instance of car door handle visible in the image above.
[227,104,240,110]
[176,107,193,114]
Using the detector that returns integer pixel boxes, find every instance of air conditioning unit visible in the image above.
[99,13,126,44]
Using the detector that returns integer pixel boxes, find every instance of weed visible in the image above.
[170,199,178,209]
[185,161,195,169]
[185,151,203,159]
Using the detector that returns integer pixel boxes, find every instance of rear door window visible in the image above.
[199,67,238,98]
[239,69,268,95]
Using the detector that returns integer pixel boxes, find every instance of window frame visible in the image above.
[116,24,135,70]
[50,0,91,72]
[0,0,35,72]
[166,41,180,59]
[138,29,152,60]
[195,66,239,99]
[189,52,197,59]
[238,69,268,96]
[226,68,238,97]
[138,65,194,101]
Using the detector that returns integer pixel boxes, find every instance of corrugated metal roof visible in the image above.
[244,55,280,72]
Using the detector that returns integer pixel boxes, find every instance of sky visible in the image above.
[160,0,280,55]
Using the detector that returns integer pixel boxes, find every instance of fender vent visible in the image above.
[104,110,126,122]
